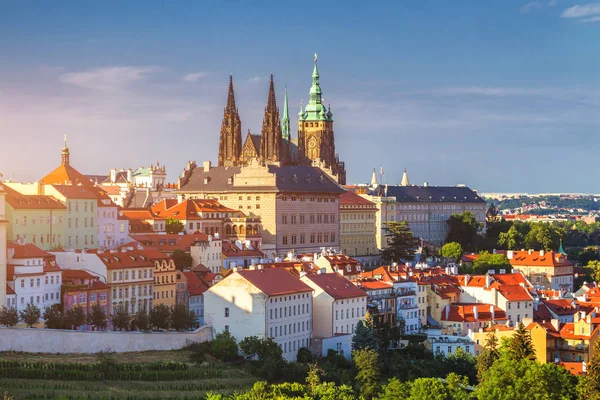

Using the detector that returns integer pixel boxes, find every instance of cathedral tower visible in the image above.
[298,55,345,183]
[260,75,284,164]
[218,75,243,167]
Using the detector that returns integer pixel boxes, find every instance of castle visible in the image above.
[217,56,346,185]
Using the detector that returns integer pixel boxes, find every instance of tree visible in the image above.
[150,303,172,330]
[165,217,184,234]
[171,303,193,331]
[444,347,477,385]
[409,377,449,400]
[111,304,131,331]
[525,223,554,251]
[296,347,312,363]
[132,310,150,331]
[379,377,410,400]
[239,336,283,361]
[87,303,107,331]
[498,225,525,250]
[306,363,323,396]
[65,306,86,330]
[210,330,238,362]
[441,242,463,262]
[507,322,536,361]
[381,221,419,263]
[0,306,19,327]
[486,202,499,223]
[42,305,63,329]
[476,331,500,382]
[19,303,41,328]
[353,348,381,399]
[587,260,600,283]
[172,249,193,271]
[472,251,512,275]
[352,320,378,351]
[446,211,482,251]
[578,340,600,399]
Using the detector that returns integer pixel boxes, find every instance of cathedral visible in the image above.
[217,57,346,185]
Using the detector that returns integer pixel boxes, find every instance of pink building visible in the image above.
[62,269,110,316]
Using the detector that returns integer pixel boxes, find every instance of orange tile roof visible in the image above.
[534,303,554,322]
[122,209,166,221]
[305,273,368,300]
[41,163,94,187]
[6,285,15,295]
[51,185,108,200]
[339,191,376,207]
[236,268,313,296]
[441,303,507,323]
[543,299,578,316]
[8,243,52,259]
[62,269,96,280]
[4,186,66,210]
[183,271,209,296]
[152,199,237,221]
[127,233,210,252]
[559,324,598,340]
[354,280,393,290]
[96,248,170,270]
[510,251,573,267]
[558,362,587,376]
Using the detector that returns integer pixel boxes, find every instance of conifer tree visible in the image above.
[476,330,500,382]
[352,320,377,351]
[507,322,536,361]
[578,340,600,400]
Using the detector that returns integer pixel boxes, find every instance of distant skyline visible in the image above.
[1,1,599,193]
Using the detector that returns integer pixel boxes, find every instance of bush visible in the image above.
[210,330,238,362]
[19,303,41,328]
[296,347,312,363]
[0,307,19,327]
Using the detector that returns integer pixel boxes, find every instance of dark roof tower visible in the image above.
[260,74,284,164]
[218,75,243,167]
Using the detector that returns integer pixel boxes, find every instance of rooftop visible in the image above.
[236,268,313,296]
[305,273,367,300]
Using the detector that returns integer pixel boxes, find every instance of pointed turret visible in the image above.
[260,74,284,164]
[370,168,378,186]
[62,134,70,167]
[558,238,566,255]
[218,75,243,167]
[401,168,410,186]
[281,87,290,142]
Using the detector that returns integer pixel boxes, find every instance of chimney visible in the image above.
[528,249,532,255]
[474,306,479,320]
[203,161,211,172]
[507,250,514,259]
[485,274,491,288]
[445,305,450,320]
[583,361,587,373]
[127,168,132,182]
[249,265,256,270]
[490,305,495,320]
[540,250,544,256]
[110,168,117,183]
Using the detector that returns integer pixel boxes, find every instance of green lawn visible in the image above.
[0,350,257,400]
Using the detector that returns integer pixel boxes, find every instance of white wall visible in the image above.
[0,326,212,353]
[191,240,222,273]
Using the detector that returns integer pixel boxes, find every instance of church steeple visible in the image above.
[370,168,378,186]
[303,53,330,121]
[260,74,283,163]
[62,134,70,167]
[281,86,290,142]
[218,75,243,167]
[401,168,410,186]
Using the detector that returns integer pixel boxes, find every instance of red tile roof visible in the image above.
[127,233,210,252]
[51,185,108,200]
[62,269,96,280]
[183,271,209,296]
[543,299,578,316]
[533,303,554,322]
[95,248,170,270]
[7,243,52,259]
[152,199,237,221]
[339,191,376,207]
[354,280,393,291]
[43,262,62,273]
[559,324,598,340]
[6,285,15,295]
[3,186,66,210]
[41,163,94,187]
[305,273,367,300]
[510,251,573,267]
[558,362,587,376]
[222,241,265,258]
[441,303,508,323]
[236,268,313,296]
[122,209,166,221]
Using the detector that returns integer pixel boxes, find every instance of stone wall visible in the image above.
[0,326,212,353]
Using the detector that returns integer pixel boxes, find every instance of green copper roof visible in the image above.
[558,238,566,255]
[281,87,290,142]
[300,56,331,121]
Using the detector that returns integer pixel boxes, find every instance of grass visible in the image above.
[0,350,258,400]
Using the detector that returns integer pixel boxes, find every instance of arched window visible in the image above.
[233,225,238,234]
[225,225,232,235]
[240,225,245,235]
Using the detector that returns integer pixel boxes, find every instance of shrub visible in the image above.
[210,331,238,362]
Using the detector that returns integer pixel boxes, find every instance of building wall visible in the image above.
[340,203,377,259]
[301,279,334,338]
[98,204,129,249]
[6,206,66,250]
[190,240,223,273]
[153,259,177,308]
[0,188,7,308]
[0,326,212,353]
[266,291,313,361]
[189,295,204,325]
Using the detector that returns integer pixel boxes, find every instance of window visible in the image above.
[282,236,288,245]
[291,215,297,224]
[291,235,297,244]
[225,307,230,317]
[282,215,287,224]
[300,215,305,224]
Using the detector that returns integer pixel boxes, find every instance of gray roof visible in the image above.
[178,164,345,194]
[371,185,485,203]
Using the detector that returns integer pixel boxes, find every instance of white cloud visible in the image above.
[561,3,600,18]
[182,72,208,82]
[59,66,160,91]
[582,15,600,21]
[247,76,261,83]
[521,2,542,13]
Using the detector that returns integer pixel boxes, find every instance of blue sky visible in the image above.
[0,1,599,193]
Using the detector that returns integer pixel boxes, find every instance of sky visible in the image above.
[0,1,599,193]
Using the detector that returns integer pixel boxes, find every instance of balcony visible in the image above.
[395,289,416,297]
[560,344,589,353]
[397,302,418,310]
[368,292,396,301]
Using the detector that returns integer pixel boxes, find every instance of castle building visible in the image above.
[217,56,346,185]
[0,184,7,308]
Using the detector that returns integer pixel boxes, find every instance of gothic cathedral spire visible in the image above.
[260,74,284,163]
[218,75,243,167]
[281,86,290,142]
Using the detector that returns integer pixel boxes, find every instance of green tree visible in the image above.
[476,331,500,382]
[507,322,536,361]
[446,211,482,251]
[352,320,378,351]
[445,373,471,400]
[306,363,323,396]
[42,305,63,329]
[587,260,600,283]
[441,242,463,262]
[353,348,381,399]
[444,347,477,385]
[171,303,193,331]
[525,223,554,251]
[64,306,86,330]
[132,310,150,331]
[150,303,172,330]
[409,378,449,400]
[577,340,600,400]
[486,202,499,223]
[87,303,107,331]
[210,330,239,362]
[111,304,131,331]
[379,377,410,399]
[296,347,312,363]
[472,251,512,274]
[165,217,185,234]
[172,249,193,271]
[0,307,19,327]
[498,225,525,250]
[19,303,41,328]
[381,221,419,263]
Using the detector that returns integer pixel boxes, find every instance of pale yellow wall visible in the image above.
[340,204,377,257]
[153,259,177,308]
